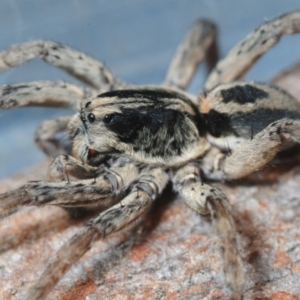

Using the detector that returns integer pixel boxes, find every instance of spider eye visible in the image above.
[87,113,95,123]
[103,114,115,124]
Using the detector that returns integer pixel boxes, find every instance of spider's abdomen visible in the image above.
[199,81,300,150]
[77,87,210,167]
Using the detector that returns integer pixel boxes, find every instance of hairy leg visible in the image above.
[222,118,300,179]
[24,167,169,300]
[0,81,87,109]
[0,162,139,218]
[165,19,218,90]
[204,10,300,91]
[0,40,125,91]
[172,163,243,300]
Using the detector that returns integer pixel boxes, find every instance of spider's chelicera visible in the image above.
[1,10,300,300]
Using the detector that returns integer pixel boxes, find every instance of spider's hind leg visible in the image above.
[205,10,300,91]
[172,163,243,300]
[164,19,218,90]
[223,118,300,180]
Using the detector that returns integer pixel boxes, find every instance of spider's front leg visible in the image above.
[24,167,169,300]
[0,81,87,109]
[172,163,243,300]
[0,40,124,90]
[0,80,88,158]
[0,162,139,218]
[0,39,130,135]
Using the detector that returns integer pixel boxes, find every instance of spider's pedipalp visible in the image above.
[0,81,86,109]
[165,19,218,90]
[24,167,169,300]
[0,40,125,91]
[47,154,105,181]
[0,162,139,218]
[204,10,300,91]
[172,163,243,299]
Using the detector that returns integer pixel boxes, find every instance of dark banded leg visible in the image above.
[165,19,218,90]
[0,81,87,109]
[24,167,169,300]
[223,118,300,180]
[204,10,300,91]
[0,40,125,91]
[172,163,243,300]
[0,163,139,218]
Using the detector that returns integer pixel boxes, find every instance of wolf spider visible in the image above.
[1,10,300,300]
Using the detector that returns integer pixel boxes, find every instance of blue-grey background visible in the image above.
[0,0,300,178]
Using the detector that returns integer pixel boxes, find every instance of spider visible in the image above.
[1,10,300,300]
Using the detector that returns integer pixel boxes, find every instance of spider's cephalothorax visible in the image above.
[1,10,300,300]
[75,88,209,167]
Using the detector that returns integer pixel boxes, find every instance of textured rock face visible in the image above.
[1,66,300,300]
